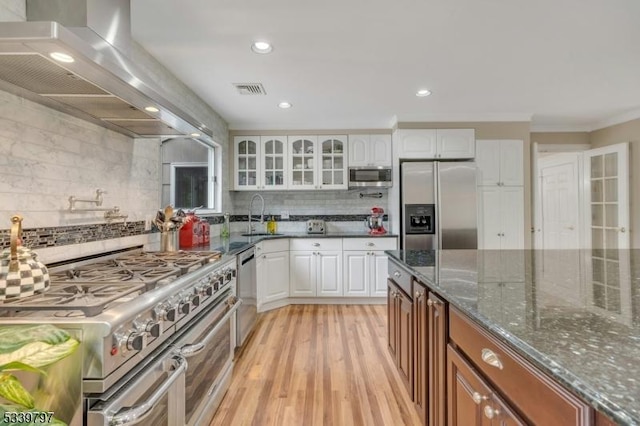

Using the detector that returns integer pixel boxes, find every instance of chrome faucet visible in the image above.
[248,193,265,234]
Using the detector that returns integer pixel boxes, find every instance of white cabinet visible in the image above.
[478,186,524,249]
[289,249,343,297]
[476,140,524,186]
[261,136,288,190]
[436,129,476,159]
[256,240,290,310]
[348,134,392,167]
[234,136,288,190]
[394,129,475,159]
[288,135,348,190]
[342,237,396,297]
[476,139,525,250]
[234,136,260,190]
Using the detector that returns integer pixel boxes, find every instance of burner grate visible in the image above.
[0,282,146,317]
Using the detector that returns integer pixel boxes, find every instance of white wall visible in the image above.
[0,89,161,229]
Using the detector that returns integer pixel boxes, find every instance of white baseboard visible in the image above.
[258,297,386,313]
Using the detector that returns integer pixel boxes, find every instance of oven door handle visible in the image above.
[107,354,187,426]
[178,298,243,358]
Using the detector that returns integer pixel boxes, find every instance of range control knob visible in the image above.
[191,294,201,307]
[179,301,190,315]
[203,284,213,296]
[146,322,161,338]
[307,226,313,232]
[154,304,177,322]
[126,333,145,351]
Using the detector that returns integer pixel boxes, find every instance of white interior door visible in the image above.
[538,153,581,249]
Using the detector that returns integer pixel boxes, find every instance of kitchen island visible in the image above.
[386,249,640,425]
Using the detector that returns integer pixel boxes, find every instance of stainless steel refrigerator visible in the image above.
[401,161,477,250]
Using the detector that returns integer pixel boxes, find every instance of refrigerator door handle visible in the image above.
[435,162,442,250]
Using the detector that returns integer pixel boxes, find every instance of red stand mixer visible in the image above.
[365,207,387,235]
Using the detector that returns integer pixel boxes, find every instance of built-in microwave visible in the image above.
[348,167,393,188]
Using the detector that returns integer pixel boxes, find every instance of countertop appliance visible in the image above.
[365,207,387,235]
[306,219,326,234]
[401,161,477,250]
[348,166,392,188]
[0,247,238,425]
[236,247,257,349]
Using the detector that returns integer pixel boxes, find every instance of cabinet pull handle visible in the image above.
[366,242,375,246]
[481,348,504,370]
[312,243,320,247]
[484,405,499,419]
[393,271,401,278]
[472,392,488,405]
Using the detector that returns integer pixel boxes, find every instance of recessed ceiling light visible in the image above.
[144,106,159,113]
[416,89,432,97]
[49,52,74,63]
[190,132,201,137]
[251,41,273,54]
[278,101,292,109]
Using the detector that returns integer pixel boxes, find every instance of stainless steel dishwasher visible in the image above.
[236,246,257,348]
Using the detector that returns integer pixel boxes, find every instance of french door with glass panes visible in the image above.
[583,142,631,325]
[261,136,287,190]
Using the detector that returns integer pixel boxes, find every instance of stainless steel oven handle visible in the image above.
[178,298,243,358]
[108,355,187,426]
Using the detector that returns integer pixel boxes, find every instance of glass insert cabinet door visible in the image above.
[234,136,260,190]
[289,136,317,189]
[320,136,347,189]
[261,136,287,190]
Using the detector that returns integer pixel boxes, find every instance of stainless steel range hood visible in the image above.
[0,0,214,141]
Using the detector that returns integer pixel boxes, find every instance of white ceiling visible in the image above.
[131,0,640,131]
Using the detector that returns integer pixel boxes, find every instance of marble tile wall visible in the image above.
[0,0,25,21]
[0,88,160,246]
[230,189,389,217]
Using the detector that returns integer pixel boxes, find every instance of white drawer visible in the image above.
[256,238,289,255]
[342,237,397,251]
[290,238,342,251]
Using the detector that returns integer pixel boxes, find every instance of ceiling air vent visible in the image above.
[233,83,266,95]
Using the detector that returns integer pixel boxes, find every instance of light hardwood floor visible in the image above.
[209,304,420,426]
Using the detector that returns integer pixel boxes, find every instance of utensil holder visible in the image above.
[160,230,179,252]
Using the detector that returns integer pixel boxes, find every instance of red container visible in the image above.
[179,213,200,248]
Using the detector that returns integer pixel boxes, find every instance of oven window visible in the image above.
[184,310,232,423]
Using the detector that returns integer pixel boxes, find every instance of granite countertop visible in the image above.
[189,231,398,257]
[386,249,640,425]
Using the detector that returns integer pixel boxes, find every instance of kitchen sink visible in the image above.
[241,233,284,237]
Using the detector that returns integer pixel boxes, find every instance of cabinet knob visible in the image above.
[472,392,488,405]
[484,405,499,419]
[393,271,401,278]
[481,348,504,370]
[427,299,434,307]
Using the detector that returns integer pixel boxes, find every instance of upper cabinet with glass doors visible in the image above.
[234,136,260,190]
[319,136,348,189]
[261,136,287,190]
[289,136,318,190]
[234,136,288,190]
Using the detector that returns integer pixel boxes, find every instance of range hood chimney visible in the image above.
[0,0,214,142]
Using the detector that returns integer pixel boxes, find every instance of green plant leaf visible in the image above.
[0,338,79,370]
[0,375,34,409]
[0,362,45,376]
[0,326,71,355]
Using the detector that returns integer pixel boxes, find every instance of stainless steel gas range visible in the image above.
[0,247,240,426]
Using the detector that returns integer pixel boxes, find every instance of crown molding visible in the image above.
[589,108,640,132]
[530,124,592,132]
[394,113,533,123]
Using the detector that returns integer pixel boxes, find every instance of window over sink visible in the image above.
[161,137,221,212]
